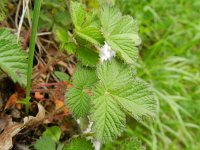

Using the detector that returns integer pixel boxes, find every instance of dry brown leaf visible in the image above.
[34,91,44,100]
[68,64,75,76]
[4,92,18,110]
[54,100,68,115]
[0,103,45,150]
[23,103,45,126]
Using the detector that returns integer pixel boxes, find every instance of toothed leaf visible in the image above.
[64,137,94,150]
[66,87,91,118]
[70,1,104,46]
[91,59,157,142]
[0,29,27,86]
[100,6,141,65]
[66,65,97,118]
[112,78,157,121]
[76,47,99,67]
[34,136,56,150]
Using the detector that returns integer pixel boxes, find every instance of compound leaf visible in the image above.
[0,29,27,86]
[100,6,141,65]
[91,59,157,142]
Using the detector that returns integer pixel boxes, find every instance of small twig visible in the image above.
[31,89,57,93]
[32,50,62,80]
[15,0,22,28]
[37,32,52,36]
[17,0,30,42]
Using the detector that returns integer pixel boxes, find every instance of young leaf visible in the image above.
[42,126,61,142]
[64,137,94,150]
[70,1,104,46]
[90,59,157,142]
[34,136,56,150]
[54,27,76,54]
[100,6,141,65]
[65,65,97,118]
[0,29,27,86]
[76,47,99,67]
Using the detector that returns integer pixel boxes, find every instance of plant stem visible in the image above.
[25,0,42,113]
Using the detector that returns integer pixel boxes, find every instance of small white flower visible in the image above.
[99,42,115,63]
[83,121,101,150]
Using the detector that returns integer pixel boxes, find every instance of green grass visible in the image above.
[114,0,200,149]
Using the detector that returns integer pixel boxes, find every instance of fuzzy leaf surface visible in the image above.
[66,65,97,118]
[64,137,94,150]
[0,29,27,86]
[70,1,104,46]
[76,47,99,67]
[91,59,157,142]
[112,78,157,121]
[100,7,141,65]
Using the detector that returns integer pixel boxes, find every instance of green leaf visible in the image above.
[66,87,91,118]
[70,1,104,46]
[0,0,7,21]
[54,9,71,26]
[96,58,134,90]
[91,82,126,142]
[72,64,97,88]
[91,59,157,142]
[54,27,76,54]
[64,137,94,150]
[76,47,99,67]
[57,143,64,150]
[63,43,77,54]
[54,71,69,81]
[0,29,27,86]
[66,65,97,118]
[55,27,69,44]
[43,126,61,142]
[100,6,141,65]
[120,138,145,150]
[112,78,157,121]
[34,136,56,150]
[70,1,85,29]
